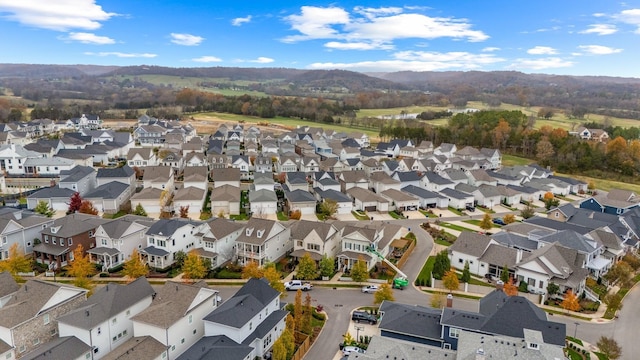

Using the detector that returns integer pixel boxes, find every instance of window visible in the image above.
[458,259,463,264]
[555,212,559,218]
[193,329,196,335]
[249,322,252,330]
[52,238,56,245]
[85,353,90,359]
[181,338,185,344]
[1,237,6,244]
[448,328,460,339]
[149,237,155,244]
[33,338,40,346]
[112,318,117,324]
[19,346,25,353]
[188,314,193,324]
[97,327,101,335]
[157,240,166,247]
[89,231,94,237]
[126,310,130,316]
[68,238,72,245]
[93,348,99,354]
[123,330,127,336]
[101,239,108,246]
[443,343,451,350]
[43,314,50,325]
[528,342,539,350]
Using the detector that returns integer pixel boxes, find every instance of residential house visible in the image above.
[191,278,287,360]
[0,280,87,358]
[285,190,316,215]
[313,188,354,215]
[140,219,204,270]
[197,218,244,268]
[184,152,208,168]
[253,156,272,174]
[537,230,610,278]
[290,220,339,261]
[300,156,320,173]
[57,278,155,359]
[338,170,369,192]
[391,171,422,189]
[434,143,457,157]
[401,185,448,209]
[380,189,420,212]
[88,215,153,271]
[235,218,291,266]
[337,223,404,272]
[183,166,208,190]
[347,187,389,212]
[134,124,167,147]
[212,168,241,189]
[472,185,502,209]
[26,186,76,212]
[182,137,204,154]
[480,148,502,169]
[449,232,520,279]
[369,172,401,194]
[130,188,165,216]
[580,189,640,215]
[23,157,75,176]
[439,188,474,210]
[466,169,498,187]
[276,154,298,173]
[0,271,19,308]
[252,172,275,192]
[361,158,382,177]
[249,189,277,217]
[97,165,137,198]
[420,172,455,192]
[19,336,91,360]
[285,171,308,192]
[0,145,42,176]
[161,151,184,173]
[127,148,156,167]
[101,336,168,360]
[33,214,109,269]
[142,166,175,192]
[84,181,132,215]
[210,185,241,217]
[131,281,220,360]
[377,301,445,348]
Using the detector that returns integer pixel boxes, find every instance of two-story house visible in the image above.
[96,165,137,198]
[0,209,54,258]
[0,280,87,358]
[131,281,220,360]
[235,218,291,266]
[290,220,340,262]
[58,166,97,196]
[88,215,154,271]
[127,148,157,167]
[197,218,244,269]
[57,278,155,359]
[141,219,204,270]
[142,166,175,192]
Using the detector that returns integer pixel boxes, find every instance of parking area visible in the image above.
[332,309,381,360]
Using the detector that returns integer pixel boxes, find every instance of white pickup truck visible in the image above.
[284,280,313,291]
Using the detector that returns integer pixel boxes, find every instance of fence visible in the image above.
[395,237,416,270]
[432,279,540,303]
[291,335,311,360]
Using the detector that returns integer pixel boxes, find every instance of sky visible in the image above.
[1,1,640,77]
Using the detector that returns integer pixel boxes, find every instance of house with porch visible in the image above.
[127,147,157,167]
[197,217,244,269]
[88,215,153,271]
[57,278,155,359]
[131,281,220,360]
[33,213,109,269]
[140,218,205,270]
[210,185,241,217]
[235,218,291,266]
[290,220,340,262]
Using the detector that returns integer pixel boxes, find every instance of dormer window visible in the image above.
[246,228,254,236]
[257,230,264,238]
[527,342,539,350]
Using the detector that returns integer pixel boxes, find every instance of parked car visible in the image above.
[352,311,377,324]
[361,285,379,293]
[342,346,366,356]
[484,273,497,283]
[492,218,506,226]
[284,280,313,291]
[465,205,476,212]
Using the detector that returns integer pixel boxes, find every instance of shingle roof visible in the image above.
[127,147,153,160]
[210,184,241,202]
[176,335,253,360]
[478,244,519,268]
[27,185,76,199]
[203,278,278,328]
[41,213,109,238]
[174,186,206,201]
[0,271,19,298]
[58,278,154,330]
[205,217,244,239]
[401,185,445,200]
[314,188,353,203]
[97,165,135,178]
[380,188,418,202]
[142,166,172,183]
[235,218,282,245]
[423,171,454,185]
[59,166,95,183]
[248,188,277,203]
[379,301,443,341]
[440,188,473,200]
[212,168,241,182]
[84,181,129,199]
[21,336,90,360]
[290,220,335,242]
[146,218,201,237]
[102,336,168,360]
[490,232,538,251]
[347,187,388,203]
[131,281,215,329]
[450,232,492,257]
[285,189,316,203]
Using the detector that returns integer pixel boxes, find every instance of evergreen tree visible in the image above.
[432,250,450,280]
[500,265,510,283]
[461,261,471,283]
[34,200,55,217]
[132,203,147,216]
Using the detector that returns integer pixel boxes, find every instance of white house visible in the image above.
[142,166,175,192]
[235,218,291,266]
[88,215,152,271]
[57,278,155,359]
[197,218,244,269]
[249,189,277,217]
[131,281,220,360]
[140,218,205,270]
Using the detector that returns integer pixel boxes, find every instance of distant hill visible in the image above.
[286,69,410,91]
[0,64,118,78]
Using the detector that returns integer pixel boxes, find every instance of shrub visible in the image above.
[99,272,110,278]
[518,281,529,293]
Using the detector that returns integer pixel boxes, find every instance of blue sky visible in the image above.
[1,1,640,77]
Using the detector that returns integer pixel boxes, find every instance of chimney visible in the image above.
[496,280,504,292]
[50,179,56,187]
[446,294,453,308]
[516,249,523,264]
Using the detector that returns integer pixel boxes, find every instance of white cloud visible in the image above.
[250,57,274,63]
[616,8,640,33]
[192,56,222,63]
[62,32,115,44]
[527,46,557,55]
[324,41,394,50]
[579,24,618,35]
[0,0,116,31]
[482,47,500,52]
[170,33,204,46]
[508,57,573,70]
[577,45,623,55]
[282,6,488,46]
[231,15,252,26]
[84,52,157,58]
[593,13,606,18]
[308,50,504,72]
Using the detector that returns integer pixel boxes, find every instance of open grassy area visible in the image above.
[557,171,640,193]
[566,336,584,346]
[439,222,476,233]
[416,256,436,286]
[502,154,535,167]
[463,219,500,228]
[352,210,370,221]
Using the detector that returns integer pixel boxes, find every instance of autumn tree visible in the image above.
[542,192,559,210]
[597,336,622,360]
[179,205,189,218]
[182,250,207,282]
[132,203,147,216]
[503,214,516,224]
[281,315,296,358]
[520,203,535,219]
[241,260,263,279]
[293,289,303,335]
[604,261,633,288]
[430,292,445,308]
[461,261,471,283]
[442,268,460,292]
[78,200,99,215]
[319,255,334,278]
[122,249,148,281]
[492,119,511,149]
[432,250,450,280]
[349,257,369,283]
[34,200,55,217]
[271,339,287,360]
[374,282,395,304]
[289,209,301,220]
[319,199,338,219]
[68,244,95,292]
[536,137,555,165]
[561,290,581,313]
[479,213,493,232]
[301,292,313,336]
[503,278,518,296]
[68,192,82,214]
[296,252,318,280]
[0,243,32,279]
[263,264,285,295]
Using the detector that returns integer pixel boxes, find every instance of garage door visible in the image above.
[364,205,376,212]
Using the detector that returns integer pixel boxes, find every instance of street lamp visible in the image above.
[354,325,364,343]
[573,322,580,338]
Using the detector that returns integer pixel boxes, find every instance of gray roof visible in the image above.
[41,213,109,238]
[142,166,172,183]
[285,189,316,203]
[519,242,586,282]
[248,188,277,203]
[27,185,76,199]
[490,232,538,251]
[455,183,478,194]
[131,281,214,329]
[380,188,418,202]
[174,186,206,201]
[58,277,154,330]
[439,187,473,200]
[524,216,591,235]
[236,218,282,245]
[84,181,129,199]
[210,184,241,202]
[98,215,152,239]
[314,188,352,203]
[588,229,623,250]
[379,301,443,342]
[0,280,86,328]
[204,278,279,328]
[212,168,241,182]
[146,218,201,237]
[286,171,308,184]
[290,220,335,242]
[102,336,168,360]
[456,330,564,360]
[205,217,244,239]
[401,185,445,200]
[21,336,91,360]
[177,335,253,360]
[97,165,135,178]
[423,171,454,185]
[478,244,519,268]
[241,309,288,346]
[538,229,598,253]
[0,271,19,298]
[353,335,455,360]
[450,232,492,257]
[142,246,169,256]
[59,166,95,183]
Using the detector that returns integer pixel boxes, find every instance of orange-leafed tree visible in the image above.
[78,200,99,215]
[561,290,581,313]
[503,278,518,296]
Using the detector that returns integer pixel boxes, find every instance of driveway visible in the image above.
[404,210,427,219]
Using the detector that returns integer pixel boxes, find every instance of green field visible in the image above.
[107,75,270,96]
[502,154,535,166]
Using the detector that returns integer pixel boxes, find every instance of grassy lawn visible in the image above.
[229,213,249,221]
[447,207,465,216]
[352,210,369,221]
[439,222,476,233]
[557,171,640,193]
[593,352,608,360]
[416,256,436,286]
[389,211,404,219]
[565,348,585,360]
[566,336,584,346]
[102,210,127,219]
[419,209,438,218]
[434,238,453,247]
[502,154,535,167]
[475,206,496,214]
[277,211,289,221]
[463,219,500,228]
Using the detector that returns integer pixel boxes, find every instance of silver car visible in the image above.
[361,285,379,293]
